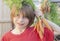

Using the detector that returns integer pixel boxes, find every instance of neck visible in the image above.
[11,26,27,35]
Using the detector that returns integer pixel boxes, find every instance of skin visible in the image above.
[11,13,29,35]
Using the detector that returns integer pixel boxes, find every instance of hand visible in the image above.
[35,8,44,18]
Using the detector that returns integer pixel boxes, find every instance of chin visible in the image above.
[17,25,26,28]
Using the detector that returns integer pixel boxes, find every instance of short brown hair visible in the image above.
[10,4,35,29]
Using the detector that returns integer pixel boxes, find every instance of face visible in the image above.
[13,13,29,29]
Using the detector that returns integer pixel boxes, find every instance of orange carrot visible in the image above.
[34,18,44,39]
[42,18,52,31]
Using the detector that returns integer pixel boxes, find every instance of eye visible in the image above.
[23,17,28,19]
[15,13,19,16]
[16,14,19,16]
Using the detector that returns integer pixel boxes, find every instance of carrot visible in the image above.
[39,20,44,34]
[38,19,44,39]
[34,17,44,39]
[34,17,52,39]
[42,18,52,31]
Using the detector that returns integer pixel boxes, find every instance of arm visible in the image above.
[46,19,60,33]
[34,6,60,33]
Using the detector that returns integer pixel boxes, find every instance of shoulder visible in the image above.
[44,27,54,33]
[44,27,54,41]
[3,31,11,37]
[27,26,34,30]
[27,26,40,37]
[44,27,54,37]
[1,31,11,41]
[27,26,37,33]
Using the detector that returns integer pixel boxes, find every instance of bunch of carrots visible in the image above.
[34,0,52,40]
[34,17,52,39]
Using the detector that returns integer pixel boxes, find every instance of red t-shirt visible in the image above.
[1,27,54,41]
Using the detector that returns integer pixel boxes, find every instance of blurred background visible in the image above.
[0,0,60,41]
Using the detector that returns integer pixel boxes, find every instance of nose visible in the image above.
[18,17,24,23]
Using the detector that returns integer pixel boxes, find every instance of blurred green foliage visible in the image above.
[4,0,35,10]
[45,2,60,26]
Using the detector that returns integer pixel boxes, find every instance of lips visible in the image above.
[17,23,24,26]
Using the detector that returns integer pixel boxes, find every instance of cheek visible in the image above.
[13,17,18,24]
[24,19,29,25]
[13,17,29,27]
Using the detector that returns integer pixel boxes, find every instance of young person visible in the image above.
[1,2,54,41]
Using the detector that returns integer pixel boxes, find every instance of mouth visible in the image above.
[17,23,24,26]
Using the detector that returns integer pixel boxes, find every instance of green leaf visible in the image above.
[4,0,35,10]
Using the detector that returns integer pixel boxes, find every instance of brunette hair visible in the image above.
[10,4,35,29]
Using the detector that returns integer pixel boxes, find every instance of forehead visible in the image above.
[17,10,26,17]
